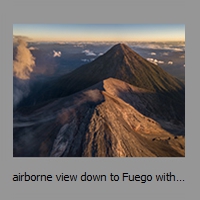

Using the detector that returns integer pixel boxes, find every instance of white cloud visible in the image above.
[13,38,36,108]
[13,35,31,44]
[172,48,184,52]
[168,61,173,65]
[147,58,154,62]
[57,42,67,44]
[13,38,35,80]
[163,52,169,56]
[81,59,90,62]
[129,42,185,52]
[82,49,96,56]
[29,47,38,50]
[146,58,164,65]
[74,44,85,48]
[81,58,95,62]
[150,52,156,55]
[53,50,61,57]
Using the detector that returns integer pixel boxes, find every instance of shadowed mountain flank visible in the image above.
[13,88,105,157]
[101,78,184,134]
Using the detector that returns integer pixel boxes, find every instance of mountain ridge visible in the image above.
[14,77,184,157]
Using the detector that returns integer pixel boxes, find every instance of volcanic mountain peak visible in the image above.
[110,43,130,51]
[18,43,184,111]
[102,43,138,59]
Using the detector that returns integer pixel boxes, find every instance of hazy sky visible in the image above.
[13,24,185,42]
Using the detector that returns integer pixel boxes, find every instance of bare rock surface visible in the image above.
[13,78,184,157]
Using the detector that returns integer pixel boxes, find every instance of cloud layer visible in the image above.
[13,39,35,80]
[13,38,36,108]
[146,58,164,65]
[82,49,96,56]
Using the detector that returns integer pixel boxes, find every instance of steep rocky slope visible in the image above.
[14,78,184,157]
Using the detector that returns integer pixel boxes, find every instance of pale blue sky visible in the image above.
[13,24,185,42]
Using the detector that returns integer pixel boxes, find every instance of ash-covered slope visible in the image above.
[18,43,185,109]
[102,78,184,134]
[14,78,185,157]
